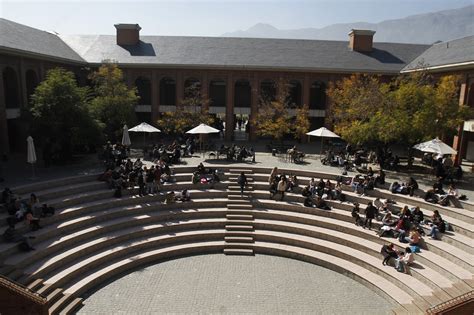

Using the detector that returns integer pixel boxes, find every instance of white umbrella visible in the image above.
[129,122,161,150]
[129,122,161,133]
[186,123,220,135]
[413,138,457,155]
[306,127,340,155]
[186,123,219,155]
[121,125,131,146]
[27,136,38,179]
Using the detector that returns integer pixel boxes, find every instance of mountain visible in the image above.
[221,5,474,44]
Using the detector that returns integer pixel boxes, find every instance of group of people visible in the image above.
[218,144,255,162]
[99,153,173,198]
[1,188,56,252]
[192,163,221,186]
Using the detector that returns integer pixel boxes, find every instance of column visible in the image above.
[19,58,28,108]
[454,78,469,165]
[176,71,184,107]
[301,75,311,143]
[151,71,160,125]
[201,72,209,112]
[249,76,259,141]
[225,74,234,141]
[0,68,10,155]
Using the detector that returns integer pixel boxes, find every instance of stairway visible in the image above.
[224,169,255,256]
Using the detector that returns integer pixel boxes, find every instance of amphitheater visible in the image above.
[0,165,472,314]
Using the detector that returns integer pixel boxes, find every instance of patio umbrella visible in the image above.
[413,138,457,155]
[306,127,340,155]
[121,125,131,147]
[186,123,220,155]
[27,136,38,179]
[129,122,161,147]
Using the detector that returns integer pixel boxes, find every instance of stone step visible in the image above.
[225,225,254,231]
[48,293,76,315]
[228,194,252,199]
[223,248,254,256]
[228,204,253,210]
[224,236,254,243]
[37,283,54,296]
[59,297,83,315]
[226,209,254,215]
[229,169,254,174]
[27,278,44,291]
[47,288,64,305]
[226,214,254,221]
[229,177,254,182]
[227,186,254,191]
[226,199,252,204]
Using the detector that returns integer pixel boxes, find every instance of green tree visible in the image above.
[252,79,309,141]
[158,82,214,134]
[88,61,138,141]
[30,68,101,159]
[328,72,471,148]
[328,74,389,145]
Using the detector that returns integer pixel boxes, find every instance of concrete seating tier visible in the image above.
[1,166,471,314]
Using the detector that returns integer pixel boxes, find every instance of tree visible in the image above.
[328,72,471,147]
[157,82,214,134]
[88,61,138,141]
[327,74,389,145]
[252,78,310,142]
[30,68,101,159]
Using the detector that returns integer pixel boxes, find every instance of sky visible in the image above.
[1,0,473,36]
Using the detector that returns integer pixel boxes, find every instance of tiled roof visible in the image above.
[0,18,84,63]
[60,34,429,73]
[402,35,474,71]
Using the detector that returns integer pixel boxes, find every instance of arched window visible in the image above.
[234,80,251,107]
[135,77,151,105]
[184,78,201,99]
[287,80,302,106]
[159,77,176,105]
[3,67,20,108]
[209,80,226,107]
[260,79,276,102]
[25,69,38,106]
[310,81,326,110]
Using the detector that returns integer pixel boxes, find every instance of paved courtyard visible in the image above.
[78,254,396,314]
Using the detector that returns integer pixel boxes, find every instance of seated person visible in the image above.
[288,175,299,192]
[395,247,414,273]
[197,163,206,175]
[133,158,143,169]
[381,211,395,226]
[192,172,200,184]
[426,210,445,239]
[375,169,385,186]
[301,185,311,197]
[438,184,459,207]
[304,196,314,207]
[424,185,440,204]
[314,196,331,210]
[381,243,398,265]
[1,187,15,205]
[399,227,421,245]
[25,210,42,231]
[177,189,191,202]
[165,191,176,204]
[406,177,419,197]
[411,207,424,225]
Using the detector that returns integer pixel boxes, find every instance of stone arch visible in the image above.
[234,79,251,108]
[135,77,151,105]
[209,79,226,107]
[159,77,176,105]
[25,69,39,106]
[3,67,20,108]
[260,79,276,102]
[287,80,302,106]
[310,81,326,110]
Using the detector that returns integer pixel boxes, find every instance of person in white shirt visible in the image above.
[395,247,414,273]
[439,184,459,207]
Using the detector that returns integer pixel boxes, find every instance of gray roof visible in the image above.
[59,35,429,73]
[0,18,84,63]
[402,35,474,71]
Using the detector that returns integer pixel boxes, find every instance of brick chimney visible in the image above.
[114,24,141,45]
[348,29,376,52]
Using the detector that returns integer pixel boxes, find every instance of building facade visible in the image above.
[1,18,473,160]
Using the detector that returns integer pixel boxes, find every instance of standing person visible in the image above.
[237,172,247,195]
[277,176,287,201]
[351,203,361,226]
[137,169,146,197]
[364,202,377,230]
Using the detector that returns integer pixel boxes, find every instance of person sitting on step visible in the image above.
[395,247,414,273]
[381,243,398,266]
[314,196,331,210]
